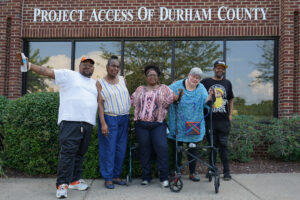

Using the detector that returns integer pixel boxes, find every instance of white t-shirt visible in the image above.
[54,69,98,126]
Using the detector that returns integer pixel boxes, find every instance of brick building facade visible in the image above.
[0,0,299,118]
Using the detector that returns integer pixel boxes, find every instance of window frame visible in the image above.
[23,36,279,117]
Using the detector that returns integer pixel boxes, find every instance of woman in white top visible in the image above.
[97,55,131,189]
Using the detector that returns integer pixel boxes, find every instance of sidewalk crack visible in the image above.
[83,179,95,200]
[232,178,264,200]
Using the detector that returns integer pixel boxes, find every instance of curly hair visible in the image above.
[144,64,161,76]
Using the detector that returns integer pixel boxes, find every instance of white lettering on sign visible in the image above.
[89,9,133,22]
[33,7,269,23]
[33,8,84,22]
[217,6,268,21]
[138,7,154,21]
[160,7,212,21]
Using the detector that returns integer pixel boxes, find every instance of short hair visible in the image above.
[189,67,203,77]
[144,64,161,76]
[107,55,119,66]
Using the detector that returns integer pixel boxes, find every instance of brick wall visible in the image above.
[0,0,299,118]
[21,0,280,38]
[278,0,300,118]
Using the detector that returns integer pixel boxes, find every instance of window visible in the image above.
[174,41,223,80]
[25,39,276,117]
[74,41,121,80]
[124,41,172,94]
[226,40,274,118]
[27,42,72,93]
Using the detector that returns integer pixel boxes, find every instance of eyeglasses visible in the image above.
[147,74,158,78]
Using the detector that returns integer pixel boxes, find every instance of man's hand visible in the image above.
[17,52,55,79]
[101,122,109,137]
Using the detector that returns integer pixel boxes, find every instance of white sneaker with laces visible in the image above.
[56,184,68,199]
[161,180,169,188]
[69,179,89,191]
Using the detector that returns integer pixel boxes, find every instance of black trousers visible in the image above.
[172,141,197,174]
[135,121,169,182]
[205,120,230,174]
[56,121,93,187]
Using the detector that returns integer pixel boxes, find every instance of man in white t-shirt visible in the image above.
[23,56,98,199]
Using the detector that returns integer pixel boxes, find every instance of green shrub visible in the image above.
[263,115,300,161]
[0,95,9,176]
[3,92,60,175]
[1,92,140,178]
[229,115,263,162]
[0,95,9,149]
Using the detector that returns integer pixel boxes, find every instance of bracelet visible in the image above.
[28,62,31,70]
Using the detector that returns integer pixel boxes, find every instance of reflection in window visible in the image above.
[27,42,72,93]
[226,40,274,118]
[174,41,223,80]
[124,41,172,94]
[75,42,121,80]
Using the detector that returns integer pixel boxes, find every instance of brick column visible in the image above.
[278,0,300,118]
[0,0,23,99]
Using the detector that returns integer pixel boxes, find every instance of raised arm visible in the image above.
[18,53,55,79]
[29,62,55,79]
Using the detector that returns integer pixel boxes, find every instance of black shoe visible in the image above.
[223,173,232,181]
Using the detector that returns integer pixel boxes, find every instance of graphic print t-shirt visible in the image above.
[201,78,234,121]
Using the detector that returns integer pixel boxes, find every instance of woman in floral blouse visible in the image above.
[131,64,180,188]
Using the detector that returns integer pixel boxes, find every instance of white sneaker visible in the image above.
[56,184,68,199]
[161,180,169,188]
[141,180,149,185]
[69,179,89,191]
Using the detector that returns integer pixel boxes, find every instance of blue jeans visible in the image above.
[98,114,129,181]
[135,121,169,182]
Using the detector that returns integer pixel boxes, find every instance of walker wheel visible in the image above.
[169,176,183,192]
[214,174,220,193]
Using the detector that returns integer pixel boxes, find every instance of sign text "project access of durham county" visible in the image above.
[33,6,268,23]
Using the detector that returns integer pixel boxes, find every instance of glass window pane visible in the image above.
[75,41,121,80]
[124,41,172,94]
[226,40,274,118]
[174,41,223,80]
[27,42,72,93]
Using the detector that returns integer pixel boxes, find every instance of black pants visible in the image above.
[135,121,169,182]
[172,141,197,174]
[56,121,93,187]
[205,120,230,174]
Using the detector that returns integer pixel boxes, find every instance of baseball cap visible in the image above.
[81,57,95,64]
[214,60,228,69]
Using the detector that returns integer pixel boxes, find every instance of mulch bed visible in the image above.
[195,159,300,174]
[3,159,300,178]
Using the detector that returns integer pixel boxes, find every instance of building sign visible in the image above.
[33,6,268,22]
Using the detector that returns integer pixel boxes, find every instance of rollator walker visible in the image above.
[169,90,220,193]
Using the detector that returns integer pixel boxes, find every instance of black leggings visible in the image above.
[172,141,197,174]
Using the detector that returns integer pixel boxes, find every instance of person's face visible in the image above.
[106,60,120,77]
[146,69,159,86]
[213,65,226,79]
[79,61,94,78]
[188,74,201,87]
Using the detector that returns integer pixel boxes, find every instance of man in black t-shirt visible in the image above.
[201,60,234,181]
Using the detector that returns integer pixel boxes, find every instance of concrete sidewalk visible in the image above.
[0,173,299,200]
